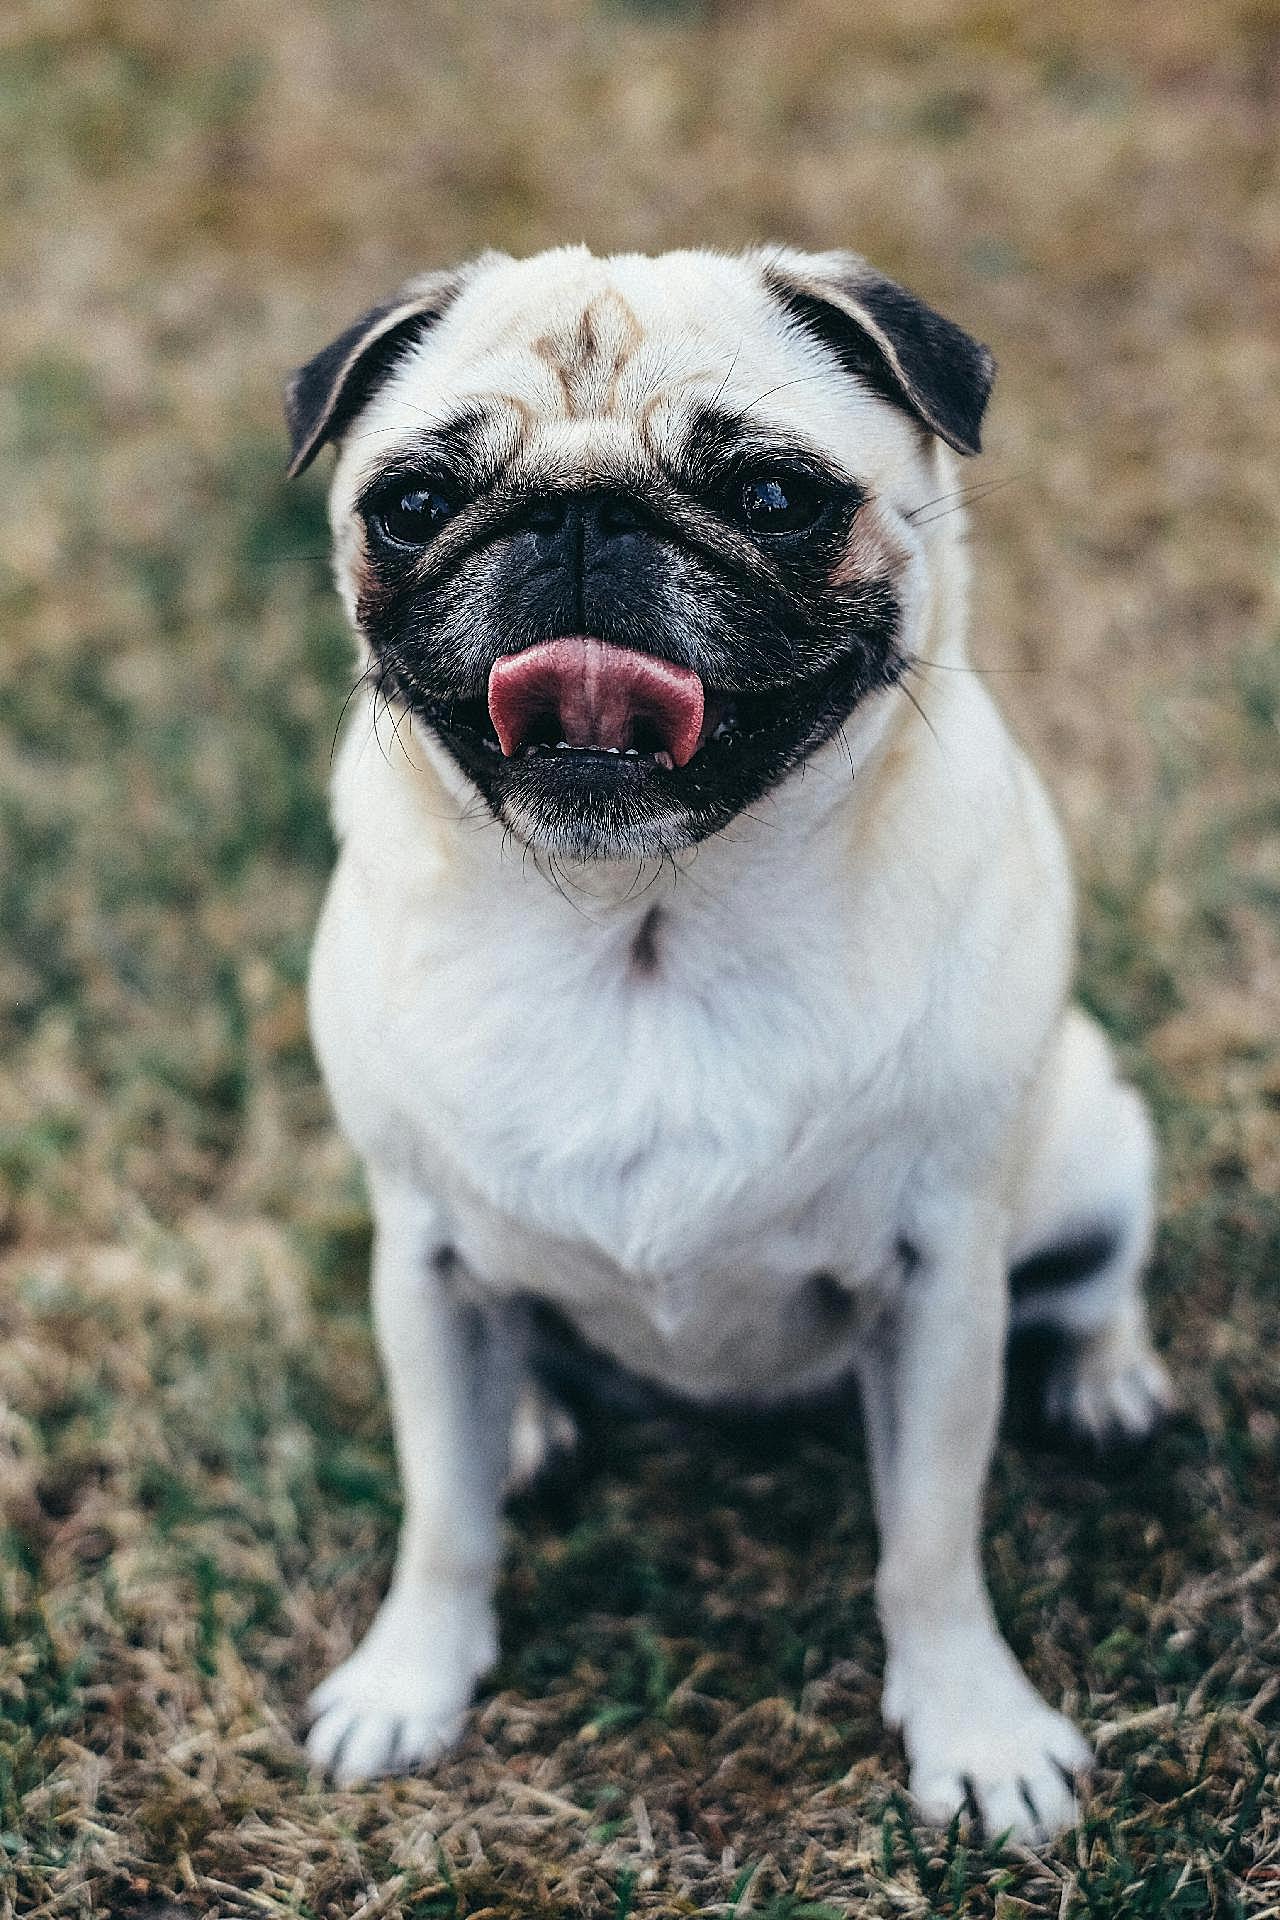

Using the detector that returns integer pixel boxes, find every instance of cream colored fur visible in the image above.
[301,247,1171,1837]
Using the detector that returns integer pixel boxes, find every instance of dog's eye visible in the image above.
[735,472,827,535]
[369,481,458,548]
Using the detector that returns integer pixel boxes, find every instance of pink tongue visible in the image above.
[487,637,705,766]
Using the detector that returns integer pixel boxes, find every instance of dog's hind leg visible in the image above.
[506,1379,579,1493]
[1009,1007,1174,1446]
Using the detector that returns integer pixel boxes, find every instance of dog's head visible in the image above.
[287,246,993,859]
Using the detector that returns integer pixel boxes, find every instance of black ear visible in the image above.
[761,249,995,456]
[284,269,465,479]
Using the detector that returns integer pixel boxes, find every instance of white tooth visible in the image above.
[556,740,570,750]
[605,746,620,754]
[654,750,674,771]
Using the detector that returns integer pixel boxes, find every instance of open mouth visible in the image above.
[488,636,707,770]
[423,637,743,772]
[405,613,901,841]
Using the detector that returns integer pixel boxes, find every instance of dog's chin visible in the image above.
[412,648,892,862]
[492,754,702,861]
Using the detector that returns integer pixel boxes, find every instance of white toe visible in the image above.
[305,1581,494,1784]
[1047,1335,1175,1445]
[909,1722,1087,1843]
[889,1629,1092,1844]
[307,1701,458,1786]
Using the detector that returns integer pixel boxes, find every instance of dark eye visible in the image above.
[735,472,827,535]
[370,480,458,548]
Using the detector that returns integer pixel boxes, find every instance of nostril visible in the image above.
[525,496,569,536]
[519,491,641,555]
[595,494,642,538]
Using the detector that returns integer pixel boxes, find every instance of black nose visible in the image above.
[524,491,645,568]
[503,489,658,640]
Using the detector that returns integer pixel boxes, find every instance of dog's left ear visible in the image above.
[760,249,995,456]
[285,267,468,479]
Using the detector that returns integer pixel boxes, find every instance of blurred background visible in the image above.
[1,2,1277,1915]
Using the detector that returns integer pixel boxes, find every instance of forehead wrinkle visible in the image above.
[715,342,929,489]
[366,317,922,503]
[511,407,647,477]
[361,402,529,497]
[530,287,646,419]
[657,401,867,508]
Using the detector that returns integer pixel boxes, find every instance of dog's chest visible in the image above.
[339,877,920,1396]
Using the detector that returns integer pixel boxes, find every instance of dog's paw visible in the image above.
[886,1636,1091,1843]
[1044,1335,1174,1449]
[306,1583,495,1786]
[506,1380,579,1493]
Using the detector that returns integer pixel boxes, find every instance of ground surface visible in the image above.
[1,0,1278,1913]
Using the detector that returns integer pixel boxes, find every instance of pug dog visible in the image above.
[287,245,1172,1838]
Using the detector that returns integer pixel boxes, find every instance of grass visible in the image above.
[1,0,1278,1912]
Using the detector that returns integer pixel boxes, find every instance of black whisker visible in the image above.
[898,674,940,745]
[909,652,1043,678]
[907,474,1020,528]
[709,338,744,413]
[741,371,835,413]
[332,662,379,763]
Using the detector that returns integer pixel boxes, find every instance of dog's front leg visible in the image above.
[866,1203,1091,1842]
[306,1173,521,1785]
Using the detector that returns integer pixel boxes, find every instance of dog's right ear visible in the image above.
[285,268,466,479]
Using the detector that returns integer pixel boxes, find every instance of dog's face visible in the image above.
[288,247,993,859]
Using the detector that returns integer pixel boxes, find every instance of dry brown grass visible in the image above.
[0,0,1277,1913]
